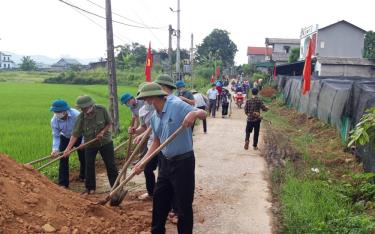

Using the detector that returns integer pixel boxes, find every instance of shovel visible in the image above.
[98,125,184,206]
[109,127,152,206]
[36,138,97,171]
[27,138,128,166]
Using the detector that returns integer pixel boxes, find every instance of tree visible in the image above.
[20,56,37,71]
[288,48,300,63]
[363,31,375,59]
[196,29,237,66]
[115,42,147,69]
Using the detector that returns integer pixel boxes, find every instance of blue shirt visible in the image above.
[151,98,195,158]
[51,108,80,151]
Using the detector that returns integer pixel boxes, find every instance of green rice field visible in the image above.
[0,82,137,177]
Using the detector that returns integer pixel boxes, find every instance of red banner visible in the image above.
[145,42,152,82]
[302,38,313,95]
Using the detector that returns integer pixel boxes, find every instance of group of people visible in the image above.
[206,82,231,118]
[48,73,269,233]
[49,74,206,233]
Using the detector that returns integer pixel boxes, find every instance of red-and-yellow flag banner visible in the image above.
[145,42,152,82]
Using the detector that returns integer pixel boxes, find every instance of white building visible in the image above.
[0,52,15,69]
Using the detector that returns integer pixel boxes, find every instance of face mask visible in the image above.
[144,102,154,111]
[145,99,154,107]
[55,112,66,119]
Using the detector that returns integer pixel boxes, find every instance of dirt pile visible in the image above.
[260,87,277,97]
[0,154,151,234]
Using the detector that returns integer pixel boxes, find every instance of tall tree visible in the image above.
[363,31,375,59]
[288,48,300,63]
[196,29,237,66]
[20,56,37,71]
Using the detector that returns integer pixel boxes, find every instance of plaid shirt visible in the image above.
[244,96,268,122]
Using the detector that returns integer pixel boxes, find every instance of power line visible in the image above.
[72,6,131,44]
[57,0,166,30]
[85,0,148,27]
[85,0,167,48]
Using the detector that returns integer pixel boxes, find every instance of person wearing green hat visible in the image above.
[62,95,118,195]
[134,82,206,234]
[175,80,195,106]
[50,99,86,188]
[154,74,179,102]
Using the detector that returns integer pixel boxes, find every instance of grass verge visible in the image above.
[262,95,375,233]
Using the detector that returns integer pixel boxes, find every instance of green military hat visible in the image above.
[136,82,167,100]
[136,82,148,96]
[191,89,198,94]
[155,74,176,89]
[76,95,95,108]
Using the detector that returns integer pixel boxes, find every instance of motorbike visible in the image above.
[233,92,245,108]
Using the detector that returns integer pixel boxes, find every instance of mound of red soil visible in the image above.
[260,87,277,97]
[0,154,151,233]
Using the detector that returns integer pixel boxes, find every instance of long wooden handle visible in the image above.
[37,138,97,171]
[111,127,152,190]
[26,155,53,165]
[114,139,129,152]
[109,126,184,199]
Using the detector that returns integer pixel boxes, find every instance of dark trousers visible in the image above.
[84,142,118,190]
[222,103,229,116]
[208,99,216,117]
[216,95,221,111]
[245,120,261,147]
[152,152,195,234]
[197,106,207,133]
[58,135,85,187]
[144,152,159,196]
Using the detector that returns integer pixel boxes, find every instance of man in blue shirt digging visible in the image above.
[134,82,207,234]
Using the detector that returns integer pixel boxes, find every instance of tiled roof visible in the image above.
[247,47,272,55]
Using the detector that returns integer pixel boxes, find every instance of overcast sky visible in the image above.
[0,0,374,64]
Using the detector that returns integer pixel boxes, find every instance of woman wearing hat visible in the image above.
[50,99,85,188]
[62,95,118,194]
[134,82,207,234]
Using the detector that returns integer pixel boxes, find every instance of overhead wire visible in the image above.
[57,0,167,30]
[72,6,131,44]
[85,0,167,48]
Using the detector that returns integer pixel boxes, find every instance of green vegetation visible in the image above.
[20,56,37,71]
[348,106,375,149]
[0,70,60,83]
[363,31,375,59]
[288,48,300,63]
[195,28,238,66]
[0,82,137,179]
[263,97,375,233]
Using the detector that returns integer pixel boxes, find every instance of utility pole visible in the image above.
[105,0,120,135]
[190,33,194,89]
[168,25,173,78]
[176,0,181,80]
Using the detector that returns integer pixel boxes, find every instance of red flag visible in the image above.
[210,74,215,83]
[273,64,277,80]
[302,38,313,95]
[216,66,220,78]
[145,42,152,82]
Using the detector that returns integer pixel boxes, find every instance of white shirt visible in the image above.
[193,93,207,108]
[207,88,218,100]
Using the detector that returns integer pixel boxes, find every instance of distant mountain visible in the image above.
[4,52,100,65]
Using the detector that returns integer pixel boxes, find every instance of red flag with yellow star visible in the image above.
[145,42,152,82]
